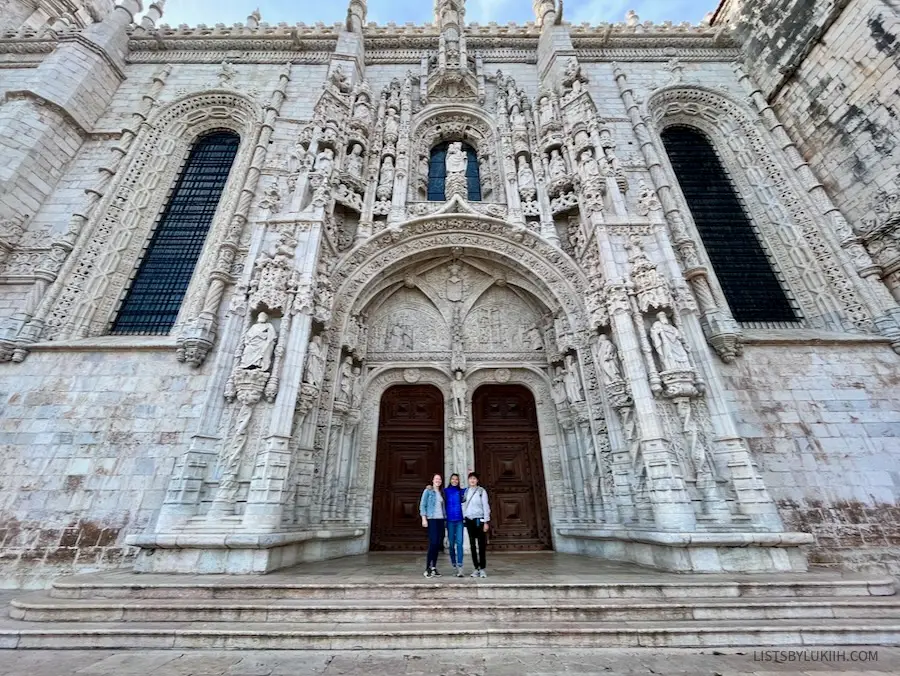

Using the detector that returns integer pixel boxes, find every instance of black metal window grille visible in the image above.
[110,131,240,335]
[661,126,798,325]
[427,141,482,201]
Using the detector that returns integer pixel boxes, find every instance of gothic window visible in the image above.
[661,126,797,324]
[110,131,241,335]
[427,141,482,201]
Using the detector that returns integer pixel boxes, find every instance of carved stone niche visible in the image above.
[413,111,497,202]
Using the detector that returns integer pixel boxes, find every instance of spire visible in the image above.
[346,0,366,33]
[434,0,466,68]
[247,7,261,29]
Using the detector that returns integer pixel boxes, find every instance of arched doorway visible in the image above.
[473,384,552,551]
[370,384,445,551]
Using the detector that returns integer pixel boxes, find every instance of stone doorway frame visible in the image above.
[352,365,568,552]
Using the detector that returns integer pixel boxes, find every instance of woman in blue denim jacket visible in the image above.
[419,473,446,578]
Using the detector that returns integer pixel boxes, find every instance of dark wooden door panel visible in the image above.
[473,385,552,551]
[370,385,444,551]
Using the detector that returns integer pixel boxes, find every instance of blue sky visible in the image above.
[163,1,714,27]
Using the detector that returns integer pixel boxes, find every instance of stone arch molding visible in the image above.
[349,364,568,539]
[41,90,263,341]
[330,214,590,338]
[646,85,873,333]
[412,105,501,202]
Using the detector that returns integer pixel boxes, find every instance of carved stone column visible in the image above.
[614,64,744,363]
[243,221,322,531]
[388,74,413,225]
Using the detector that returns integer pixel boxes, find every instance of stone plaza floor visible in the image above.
[0,646,896,675]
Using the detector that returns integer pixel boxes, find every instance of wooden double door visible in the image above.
[370,383,552,552]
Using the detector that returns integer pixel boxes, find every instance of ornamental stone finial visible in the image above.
[247,8,261,29]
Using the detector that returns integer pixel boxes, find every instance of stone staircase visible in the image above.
[3,554,900,649]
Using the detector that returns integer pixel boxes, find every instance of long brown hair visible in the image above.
[430,473,444,496]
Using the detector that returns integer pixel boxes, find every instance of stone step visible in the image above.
[1,618,899,650]
[48,575,896,601]
[11,592,900,624]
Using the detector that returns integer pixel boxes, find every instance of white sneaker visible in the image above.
[470,569,480,578]
[479,569,487,578]
[456,567,464,578]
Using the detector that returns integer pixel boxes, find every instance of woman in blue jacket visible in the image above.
[444,473,466,577]
[419,473,446,578]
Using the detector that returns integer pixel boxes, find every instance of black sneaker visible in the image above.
[424,568,433,578]
[432,569,442,577]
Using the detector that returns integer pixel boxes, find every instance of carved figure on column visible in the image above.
[510,104,527,131]
[350,366,364,409]
[538,95,556,129]
[562,58,588,98]
[595,334,623,385]
[352,92,373,128]
[450,326,467,373]
[377,156,395,201]
[451,371,468,418]
[627,237,672,313]
[345,144,364,178]
[383,108,400,144]
[238,312,277,372]
[552,366,569,409]
[650,312,692,372]
[329,65,352,94]
[303,335,326,388]
[315,148,335,179]
[445,142,469,199]
[337,356,355,403]
[517,156,536,202]
[549,149,567,181]
[313,264,334,324]
[564,354,585,403]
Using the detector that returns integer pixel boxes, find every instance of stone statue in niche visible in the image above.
[238,312,277,372]
[450,327,466,373]
[345,144,364,178]
[451,371,468,418]
[627,237,672,313]
[446,142,468,175]
[564,354,585,403]
[552,366,569,409]
[315,148,334,178]
[337,356,354,403]
[538,96,555,128]
[517,156,536,201]
[578,148,603,182]
[352,93,372,125]
[377,156,395,201]
[650,312,692,372]
[510,104,527,130]
[445,142,469,199]
[383,108,400,143]
[595,334,623,384]
[303,335,326,388]
[350,366,364,409]
[549,149,567,181]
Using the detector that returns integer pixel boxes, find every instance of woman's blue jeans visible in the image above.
[447,520,465,567]
[426,518,445,569]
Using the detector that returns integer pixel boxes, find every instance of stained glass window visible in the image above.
[427,141,481,201]
[661,126,797,324]
[110,131,241,335]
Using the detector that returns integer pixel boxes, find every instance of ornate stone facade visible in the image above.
[0,1,898,584]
